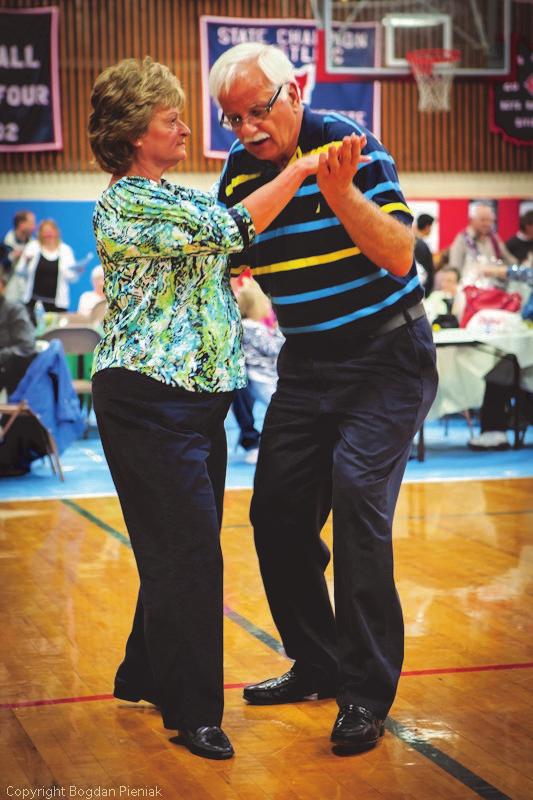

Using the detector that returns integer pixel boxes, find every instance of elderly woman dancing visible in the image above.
[87,57,332,760]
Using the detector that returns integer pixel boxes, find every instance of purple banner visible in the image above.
[0,7,62,152]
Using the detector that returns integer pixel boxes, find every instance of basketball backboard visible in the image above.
[319,0,511,77]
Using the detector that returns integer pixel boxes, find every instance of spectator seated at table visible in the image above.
[469,369,533,452]
[1,338,87,473]
[423,267,462,328]
[0,258,37,397]
[0,267,86,476]
[449,202,515,286]
[464,265,532,450]
[77,264,107,318]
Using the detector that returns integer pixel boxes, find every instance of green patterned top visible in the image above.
[92,176,255,392]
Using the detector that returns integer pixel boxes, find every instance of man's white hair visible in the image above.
[208,43,296,102]
[469,201,495,219]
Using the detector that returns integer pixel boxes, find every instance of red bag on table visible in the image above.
[460,286,522,328]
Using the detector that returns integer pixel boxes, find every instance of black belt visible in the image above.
[368,301,427,338]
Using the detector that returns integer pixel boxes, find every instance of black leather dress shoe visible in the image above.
[331,705,385,753]
[180,726,234,760]
[243,669,335,705]
[114,678,159,707]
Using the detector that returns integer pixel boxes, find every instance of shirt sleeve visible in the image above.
[101,180,256,262]
[353,139,413,226]
[449,232,467,271]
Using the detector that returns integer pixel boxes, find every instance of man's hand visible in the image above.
[317,134,370,199]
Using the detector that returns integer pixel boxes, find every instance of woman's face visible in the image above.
[40,224,59,247]
[136,106,191,170]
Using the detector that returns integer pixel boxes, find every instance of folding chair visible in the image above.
[0,400,64,480]
[39,326,102,414]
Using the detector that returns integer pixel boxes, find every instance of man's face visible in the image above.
[471,207,495,237]
[523,221,533,241]
[440,271,458,295]
[218,63,302,167]
[18,213,36,239]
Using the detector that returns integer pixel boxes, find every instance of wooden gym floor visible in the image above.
[0,478,532,799]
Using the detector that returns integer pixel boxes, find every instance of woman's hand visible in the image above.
[295,152,320,178]
[317,133,370,199]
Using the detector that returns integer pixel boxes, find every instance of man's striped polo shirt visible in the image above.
[217,106,423,350]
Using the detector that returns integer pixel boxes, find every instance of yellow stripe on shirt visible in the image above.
[232,245,361,278]
[381,201,413,217]
[225,172,262,198]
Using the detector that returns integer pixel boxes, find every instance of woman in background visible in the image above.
[16,219,81,317]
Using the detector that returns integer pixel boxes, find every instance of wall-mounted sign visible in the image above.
[200,16,380,159]
[0,7,62,152]
[490,42,533,147]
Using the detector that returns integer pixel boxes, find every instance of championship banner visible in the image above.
[0,7,62,152]
[490,41,533,147]
[200,16,380,160]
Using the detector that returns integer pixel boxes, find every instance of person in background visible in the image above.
[449,202,515,276]
[468,379,533,452]
[3,210,37,303]
[14,219,81,318]
[505,210,533,265]
[0,256,37,396]
[231,385,261,463]
[210,42,437,755]
[88,56,325,760]
[237,280,284,407]
[231,274,275,464]
[414,213,435,295]
[423,267,462,326]
[78,264,106,316]
[466,259,533,451]
[3,210,36,275]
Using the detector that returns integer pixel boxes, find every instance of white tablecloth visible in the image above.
[427,328,533,421]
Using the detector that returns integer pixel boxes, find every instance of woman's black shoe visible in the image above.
[180,726,234,760]
[243,668,335,705]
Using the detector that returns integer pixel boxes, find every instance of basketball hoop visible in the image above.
[406,49,461,112]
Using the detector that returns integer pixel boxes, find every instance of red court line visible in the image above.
[401,661,533,677]
[2,664,532,710]
[0,683,249,710]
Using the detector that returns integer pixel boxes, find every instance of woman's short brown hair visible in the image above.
[88,57,185,175]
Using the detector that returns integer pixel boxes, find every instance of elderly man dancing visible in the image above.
[210,43,438,754]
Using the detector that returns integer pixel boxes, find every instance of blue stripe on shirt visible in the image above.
[272,270,388,304]
[279,275,421,334]
[255,215,341,244]
[364,180,402,200]
[323,113,364,135]
[358,151,396,170]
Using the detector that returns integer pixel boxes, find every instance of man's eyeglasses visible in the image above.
[219,84,286,131]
